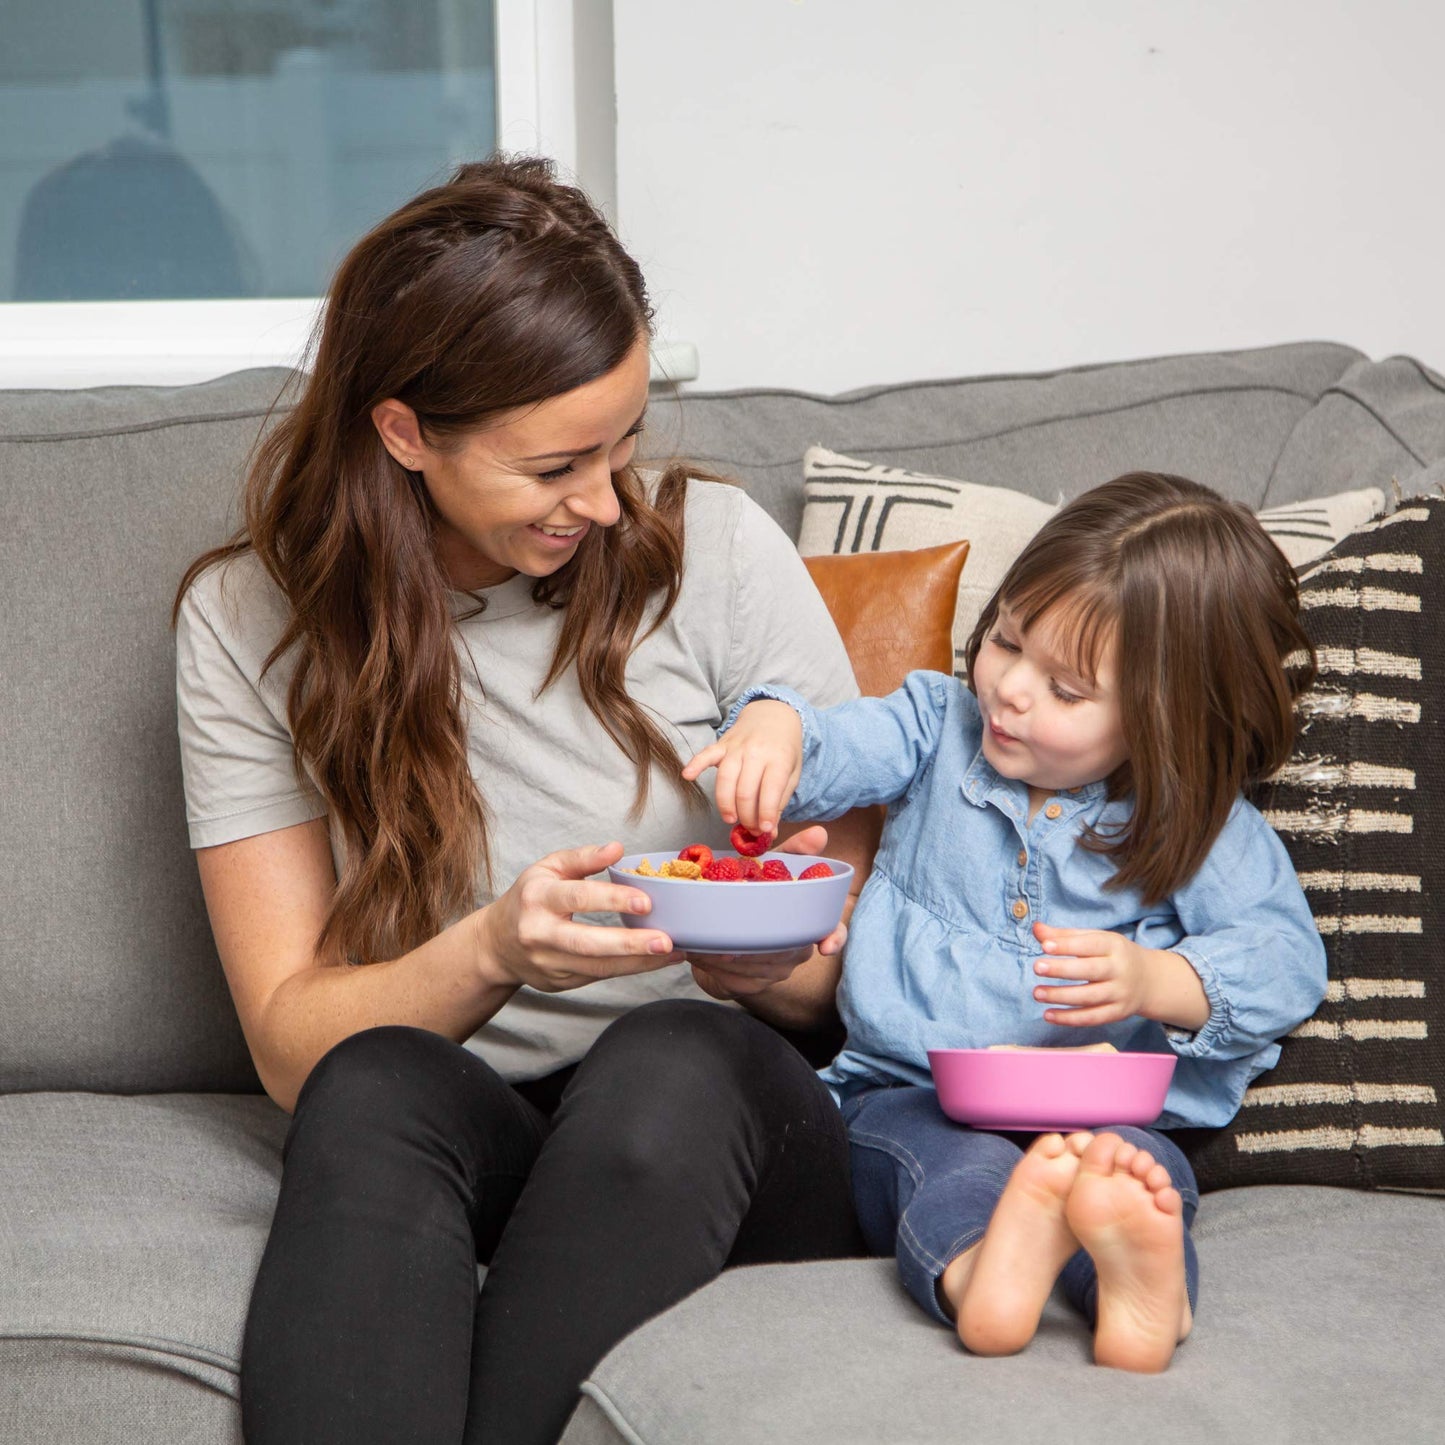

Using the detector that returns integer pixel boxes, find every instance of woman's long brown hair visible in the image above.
[175,156,696,965]
[963,472,1317,903]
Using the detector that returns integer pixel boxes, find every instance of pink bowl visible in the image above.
[927,1048,1177,1132]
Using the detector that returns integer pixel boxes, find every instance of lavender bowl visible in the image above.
[927,1048,1177,1132]
[608,851,853,954]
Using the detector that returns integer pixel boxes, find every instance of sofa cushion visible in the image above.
[644,342,1370,538]
[0,1090,286,1426]
[1181,497,1445,1192]
[797,446,1056,655]
[563,1187,1445,1445]
[0,370,298,1092]
[801,540,969,697]
[1268,354,1445,506]
[796,443,1385,672]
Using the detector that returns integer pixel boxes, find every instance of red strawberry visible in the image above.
[798,863,834,880]
[701,857,744,882]
[737,856,766,881]
[730,823,774,857]
[760,859,792,882]
[678,843,713,867]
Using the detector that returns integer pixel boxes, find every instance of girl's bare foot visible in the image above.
[949,1131,1093,1356]
[1065,1133,1191,1373]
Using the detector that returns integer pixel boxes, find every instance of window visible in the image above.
[0,1,654,385]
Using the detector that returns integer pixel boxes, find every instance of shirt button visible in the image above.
[1017,849,1027,867]
[1045,803,1063,820]
[1012,898,1028,920]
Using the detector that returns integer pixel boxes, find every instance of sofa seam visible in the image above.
[678,383,1323,475]
[0,402,295,445]
[668,340,1359,405]
[1315,384,1429,466]
[0,1328,239,1380]
[576,1381,651,1445]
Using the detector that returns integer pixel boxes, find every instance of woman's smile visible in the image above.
[528,520,589,548]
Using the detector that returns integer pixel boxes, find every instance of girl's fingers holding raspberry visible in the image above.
[758,761,802,838]
[731,752,771,833]
[710,748,745,824]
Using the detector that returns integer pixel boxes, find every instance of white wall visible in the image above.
[613,0,1443,394]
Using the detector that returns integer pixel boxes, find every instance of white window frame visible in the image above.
[0,0,693,389]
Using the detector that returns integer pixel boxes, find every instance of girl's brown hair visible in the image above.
[962,472,1316,903]
[175,155,697,965]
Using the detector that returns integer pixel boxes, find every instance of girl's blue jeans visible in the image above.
[839,1083,1201,1328]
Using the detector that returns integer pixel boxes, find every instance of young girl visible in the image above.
[683,471,1329,1374]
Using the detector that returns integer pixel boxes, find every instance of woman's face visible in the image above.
[383,335,652,591]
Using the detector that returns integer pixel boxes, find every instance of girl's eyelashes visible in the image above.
[988,631,1020,652]
[1049,681,1083,706]
[536,421,646,483]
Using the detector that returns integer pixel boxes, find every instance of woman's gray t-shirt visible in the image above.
[175,478,859,1081]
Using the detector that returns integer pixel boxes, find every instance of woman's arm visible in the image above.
[200,819,681,1112]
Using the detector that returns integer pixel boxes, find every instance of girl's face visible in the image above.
[376,335,652,591]
[972,602,1129,796]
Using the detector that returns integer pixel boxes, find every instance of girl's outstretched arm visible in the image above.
[683,698,803,835]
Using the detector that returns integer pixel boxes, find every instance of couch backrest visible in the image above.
[4,342,1443,1093]
[643,341,1445,539]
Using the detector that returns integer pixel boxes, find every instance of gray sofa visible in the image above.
[2,341,1442,1444]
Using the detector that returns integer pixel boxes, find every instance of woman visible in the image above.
[174,155,873,1445]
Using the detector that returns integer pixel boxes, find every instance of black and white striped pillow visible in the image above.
[1180,497,1444,1192]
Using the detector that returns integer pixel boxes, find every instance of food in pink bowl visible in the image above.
[927,1045,1178,1132]
[607,848,853,954]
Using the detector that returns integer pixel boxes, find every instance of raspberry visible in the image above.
[678,843,713,867]
[701,857,744,882]
[760,859,792,882]
[736,856,766,881]
[730,823,774,857]
[798,863,834,880]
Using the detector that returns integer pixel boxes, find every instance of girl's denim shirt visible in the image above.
[726,671,1328,1129]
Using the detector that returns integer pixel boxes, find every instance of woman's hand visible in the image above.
[682,699,804,834]
[476,842,685,994]
[685,825,846,1000]
[1031,921,1211,1033]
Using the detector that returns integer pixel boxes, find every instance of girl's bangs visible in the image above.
[1002,572,1118,687]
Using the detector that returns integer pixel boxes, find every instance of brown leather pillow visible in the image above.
[802,540,970,697]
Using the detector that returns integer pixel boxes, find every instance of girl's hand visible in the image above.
[681,699,803,835]
[477,842,685,993]
[687,824,846,999]
[1031,921,1152,1027]
[1031,921,1212,1033]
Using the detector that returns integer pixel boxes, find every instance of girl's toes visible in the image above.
[1065,1131,1093,1157]
[1144,1162,1172,1194]
[1128,1149,1159,1183]
[1080,1132,1123,1176]
[1154,1185,1183,1218]
[1111,1138,1138,1172]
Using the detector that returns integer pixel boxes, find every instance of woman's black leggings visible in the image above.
[240,1000,862,1445]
